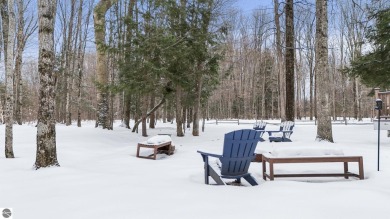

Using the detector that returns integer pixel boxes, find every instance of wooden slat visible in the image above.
[136,141,173,160]
[262,155,364,180]
[263,156,362,163]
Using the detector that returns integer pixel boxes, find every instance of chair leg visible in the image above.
[243,174,258,186]
[204,156,209,184]
[208,166,225,185]
[203,156,225,185]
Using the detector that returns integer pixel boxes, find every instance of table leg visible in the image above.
[262,158,266,180]
[358,157,364,180]
[136,145,140,158]
[153,147,157,160]
[270,161,274,181]
[343,162,349,179]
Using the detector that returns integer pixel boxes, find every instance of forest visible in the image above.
[0,0,389,167]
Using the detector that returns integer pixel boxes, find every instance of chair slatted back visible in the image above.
[220,129,260,177]
[281,121,295,139]
[253,121,267,130]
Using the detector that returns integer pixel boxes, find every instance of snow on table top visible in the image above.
[143,135,172,145]
[264,146,344,158]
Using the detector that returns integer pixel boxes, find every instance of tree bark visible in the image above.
[65,0,77,126]
[285,0,295,121]
[175,85,184,136]
[4,0,15,158]
[93,0,118,129]
[315,0,333,142]
[273,0,286,120]
[192,71,202,136]
[132,96,167,133]
[14,0,25,125]
[1,0,9,66]
[123,92,131,128]
[35,0,60,168]
[141,96,148,137]
[149,93,156,128]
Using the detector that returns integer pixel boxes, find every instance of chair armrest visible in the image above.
[266,130,281,135]
[197,151,222,163]
[197,151,222,158]
[253,127,265,131]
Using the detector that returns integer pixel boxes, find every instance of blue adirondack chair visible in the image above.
[197,129,260,186]
[253,121,267,142]
[267,121,294,142]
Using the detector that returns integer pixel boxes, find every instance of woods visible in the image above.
[0,0,389,161]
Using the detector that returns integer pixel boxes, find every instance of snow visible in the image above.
[269,146,344,157]
[1,120,390,219]
[145,135,172,144]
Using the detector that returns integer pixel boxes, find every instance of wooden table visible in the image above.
[136,141,174,160]
[262,155,364,180]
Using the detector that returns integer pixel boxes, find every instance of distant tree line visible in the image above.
[0,0,388,141]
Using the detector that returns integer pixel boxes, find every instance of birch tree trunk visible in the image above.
[93,0,118,129]
[76,0,84,127]
[315,0,333,142]
[4,0,15,158]
[65,0,76,126]
[1,0,9,66]
[14,0,24,125]
[34,0,59,168]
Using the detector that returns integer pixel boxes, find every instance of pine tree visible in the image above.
[347,8,390,89]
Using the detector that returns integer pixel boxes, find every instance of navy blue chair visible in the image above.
[197,129,260,186]
[253,121,267,142]
[267,121,294,142]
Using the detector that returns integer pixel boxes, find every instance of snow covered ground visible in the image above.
[1,120,390,219]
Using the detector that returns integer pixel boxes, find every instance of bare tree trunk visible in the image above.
[192,70,202,136]
[273,0,286,120]
[175,85,184,136]
[35,0,59,168]
[65,0,76,126]
[167,99,172,122]
[4,0,15,158]
[141,95,148,137]
[149,93,155,128]
[93,0,118,129]
[123,92,131,128]
[122,0,135,129]
[1,0,9,66]
[315,0,333,142]
[162,102,167,123]
[285,0,294,121]
[132,94,167,133]
[14,0,25,125]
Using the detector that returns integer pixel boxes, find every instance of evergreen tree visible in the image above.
[346,9,390,89]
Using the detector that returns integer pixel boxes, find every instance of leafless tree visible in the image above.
[315,0,333,142]
[34,0,59,169]
[4,0,15,158]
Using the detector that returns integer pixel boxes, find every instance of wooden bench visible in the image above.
[136,141,174,160]
[262,154,364,180]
